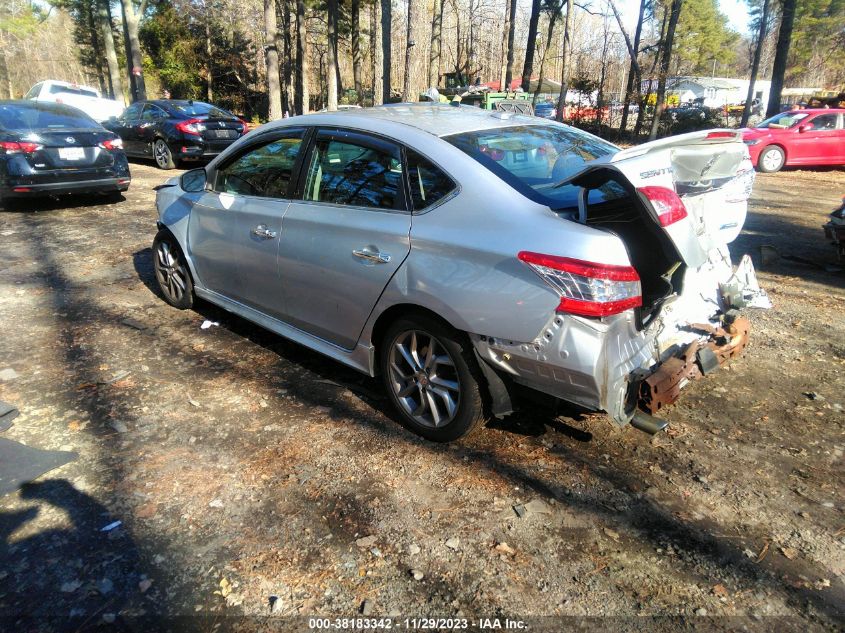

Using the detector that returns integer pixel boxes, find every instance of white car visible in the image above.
[25,80,124,123]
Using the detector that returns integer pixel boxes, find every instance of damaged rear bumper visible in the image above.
[638,315,750,415]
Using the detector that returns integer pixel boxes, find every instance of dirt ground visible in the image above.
[0,159,843,632]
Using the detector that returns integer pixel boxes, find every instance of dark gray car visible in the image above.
[152,105,767,441]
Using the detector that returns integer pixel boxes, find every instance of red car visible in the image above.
[741,108,845,172]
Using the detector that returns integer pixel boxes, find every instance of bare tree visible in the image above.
[372,0,384,105]
[295,0,309,113]
[554,0,574,121]
[264,0,283,119]
[766,0,794,117]
[502,0,517,89]
[648,0,683,140]
[741,0,771,126]
[403,0,416,100]
[610,0,645,136]
[119,0,146,101]
[429,0,444,88]
[520,0,541,92]
[381,0,391,102]
[352,0,362,103]
[327,0,338,110]
[97,0,123,101]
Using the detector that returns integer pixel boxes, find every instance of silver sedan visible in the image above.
[153,105,766,441]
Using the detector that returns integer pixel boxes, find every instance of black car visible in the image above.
[104,99,248,170]
[0,100,130,207]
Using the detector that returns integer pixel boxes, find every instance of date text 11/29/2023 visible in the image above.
[307,617,527,630]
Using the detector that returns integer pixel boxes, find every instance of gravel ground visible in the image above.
[0,161,843,632]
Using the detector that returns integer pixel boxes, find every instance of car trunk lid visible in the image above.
[604,129,754,268]
[27,129,116,170]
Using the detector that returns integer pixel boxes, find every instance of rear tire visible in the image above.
[153,139,176,170]
[757,145,785,173]
[152,230,194,309]
[380,315,487,442]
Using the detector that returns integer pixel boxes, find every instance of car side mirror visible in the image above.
[180,168,207,192]
[798,123,812,133]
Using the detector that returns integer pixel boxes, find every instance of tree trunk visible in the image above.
[614,0,645,137]
[120,0,146,101]
[296,0,309,113]
[281,0,293,115]
[380,0,391,103]
[533,8,559,105]
[327,0,338,110]
[504,0,517,89]
[520,0,541,92]
[634,5,668,137]
[429,0,443,88]
[741,0,770,127]
[372,0,384,105]
[352,0,362,103]
[265,0,283,119]
[648,0,683,140]
[402,0,415,101]
[204,0,213,101]
[98,0,123,102]
[765,0,794,118]
[554,0,574,121]
[86,0,107,95]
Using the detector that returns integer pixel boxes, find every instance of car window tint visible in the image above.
[169,101,233,119]
[809,114,838,130]
[25,83,42,99]
[49,84,98,98]
[406,150,455,211]
[142,105,164,121]
[304,137,402,210]
[123,103,143,120]
[216,134,304,198]
[0,103,97,130]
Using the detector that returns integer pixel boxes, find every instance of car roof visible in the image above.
[785,108,845,114]
[281,104,548,137]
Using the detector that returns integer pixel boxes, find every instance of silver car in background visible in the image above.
[153,105,767,442]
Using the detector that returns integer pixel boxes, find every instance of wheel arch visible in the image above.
[759,143,787,166]
[369,303,465,377]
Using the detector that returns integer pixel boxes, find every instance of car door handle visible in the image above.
[352,249,391,264]
[251,224,277,240]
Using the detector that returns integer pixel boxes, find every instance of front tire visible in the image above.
[152,230,194,309]
[757,145,785,173]
[380,315,487,442]
[153,139,176,170]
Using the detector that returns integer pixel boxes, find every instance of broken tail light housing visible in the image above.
[175,118,204,136]
[99,138,123,150]
[1,141,42,154]
[518,251,642,317]
[638,186,688,227]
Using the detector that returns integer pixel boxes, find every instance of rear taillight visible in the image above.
[0,141,42,154]
[99,138,123,150]
[518,251,642,317]
[238,119,250,135]
[638,186,688,227]
[175,118,204,136]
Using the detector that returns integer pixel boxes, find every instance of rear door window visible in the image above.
[142,104,167,121]
[214,132,305,198]
[406,150,456,212]
[302,131,404,210]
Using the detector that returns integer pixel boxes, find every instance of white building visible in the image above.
[641,76,772,108]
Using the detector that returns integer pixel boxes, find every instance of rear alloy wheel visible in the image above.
[153,139,176,170]
[381,316,487,442]
[152,230,193,309]
[758,145,785,173]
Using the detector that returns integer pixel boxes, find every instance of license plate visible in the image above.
[209,129,236,139]
[58,147,86,160]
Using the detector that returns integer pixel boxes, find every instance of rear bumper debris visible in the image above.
[638,315,750,415]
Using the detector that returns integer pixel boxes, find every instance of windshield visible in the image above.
[444,123,617,209]
[168,101,234,119]
[755,112,809,129]
[0,103,99,131]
